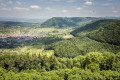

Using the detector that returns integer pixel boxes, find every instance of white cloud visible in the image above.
[85,1,93,6]
[14,7,29,10]
[111,7,118,13]
[30,5,41,9]
[89,10,94,13]
[46,7,53,11]
[0,8,11,11]
[51,0,61,1]
[16,1,22,5]
[7,1,13,4]
[62,9,68,13]
[76,7,83,11]
[67,0,76,3]
[113,10,118,13]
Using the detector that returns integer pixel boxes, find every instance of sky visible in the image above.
[0,0,120,19]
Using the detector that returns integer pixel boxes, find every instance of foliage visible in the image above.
[41,17,98,28]
[70,37,120,54]
[71,19,120,45]
[87,20,120,45]
[45,40,83,58]
[0,52,120,80]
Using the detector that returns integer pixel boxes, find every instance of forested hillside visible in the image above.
[87,20,120,45]
[40,17,98,28]
[45,40,83,58]
[71,19,120,45]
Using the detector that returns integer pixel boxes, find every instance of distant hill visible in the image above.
[100,17,120,19]
[40,17,98,28]
[0,21,39,27]
[71,19,120,45]
[0,18,47,23]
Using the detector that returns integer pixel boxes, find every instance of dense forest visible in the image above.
[0,17,120,80]
[87,20,120,45]
[0,52,120,80]
[71,19,120,45]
